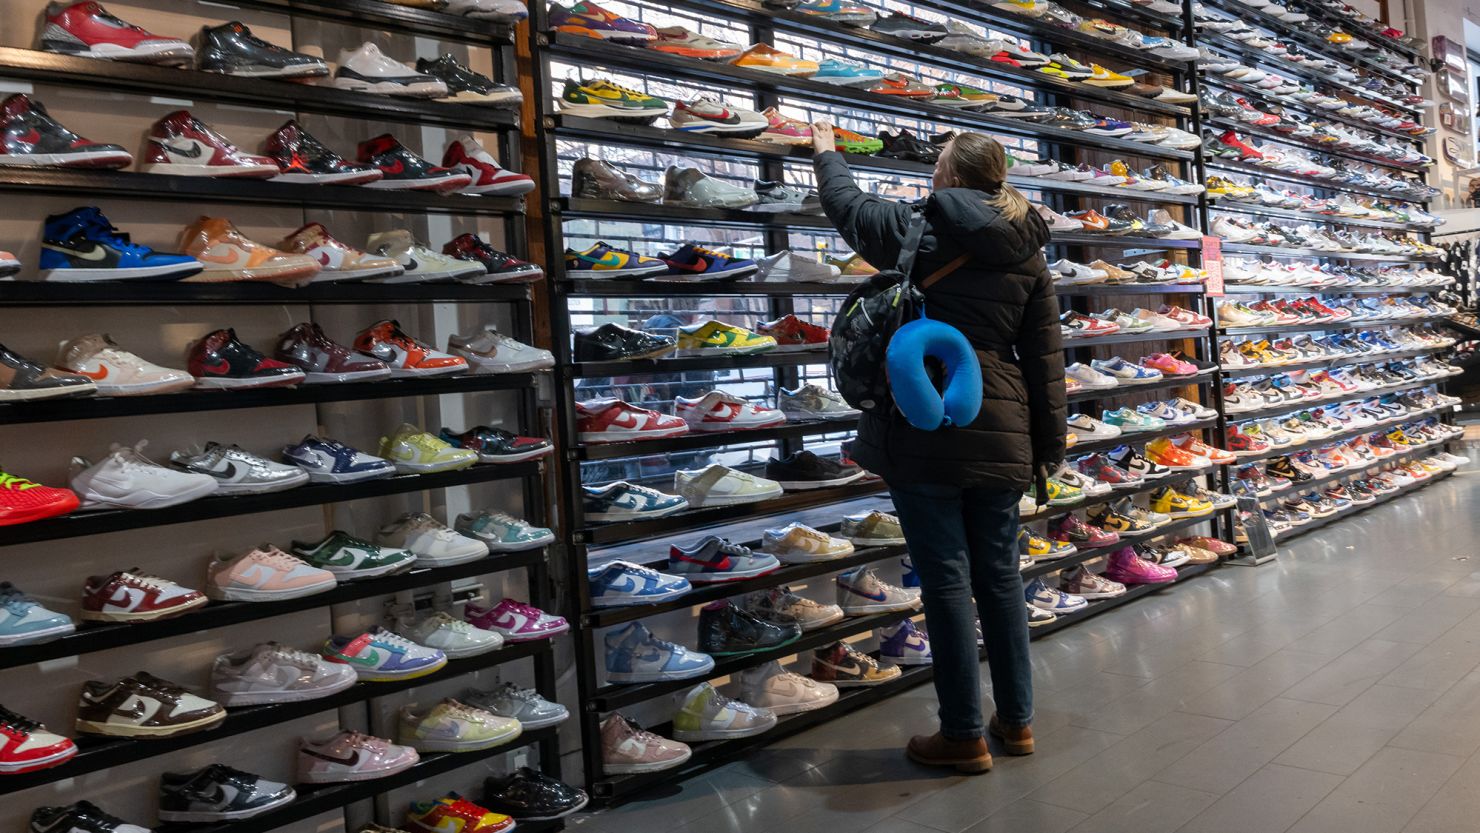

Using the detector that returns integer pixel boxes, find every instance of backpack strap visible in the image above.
[894,210,929,278]
[919,254,970,289]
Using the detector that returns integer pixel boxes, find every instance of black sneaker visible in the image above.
[878,128,940,163]
[187,329,305,389]
[1266,456,1313,483]
[263,120,381,185]
[1104,204,1156,235]
[481,768,590,821]
[697,600,802,655]
[194,22,327,78]
[441,233,543,283]
[438,425,553,463]
[30,803,145,833]
[159,765,296,823]
[415,54,522,107]
[573,323,675,362]
[0,342,95,401]
[869,11,948,41]
[0,94,132,169]
[355,133,472,193]
[765,450,865,489]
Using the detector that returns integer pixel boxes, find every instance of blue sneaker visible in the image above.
[1091,356,1163,385]
[668,536,780,583]
[588,560,691,608]
[0,582,74,646]
[604,621,714,683]
[899,555,919,588]
[794,0,878,25]
[583,481,688,522]
[878,619,932,666]
[811,58,884,86]
[1025,578,1088,614]
[453,510,555,552]
[281,435,395,484]
[39,206,203,282]
[659,243,758,281]
[1136,400,1185,423]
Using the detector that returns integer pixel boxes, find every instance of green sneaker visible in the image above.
[1102,407,1165,432]
[1094,308,1153,334]
[1043,477,1085,506]
[453,511,556,552]
[291,531,415,579]
[558,78,669,123]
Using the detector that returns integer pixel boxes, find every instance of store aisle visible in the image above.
[568,464,1480,833]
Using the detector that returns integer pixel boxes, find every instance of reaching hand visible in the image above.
[811,120,835,155]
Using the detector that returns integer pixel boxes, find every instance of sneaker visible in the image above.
[765,450,865,489]
[76,671,224,736]
[367,230,485,283]
[70,440,218,509]
[664,165,760,208]
[779,384,860,420]
[297,731,418,783]
[840,510,905,545]
[263,120,381,185]
[453,511,555,551]
[157,764,295,823]
[570,157,662,201]
[0,94,132,168]
[1060,566,1126,599]
[292,531,416,579]
[761,522,854,563]
[281,435,395,484]
[41,1,194,63]
[441,135,535,195]
[878,619,933,665]
[674,464,782,506]
[1102,546,1177,584]
[357,134,471,192]
[417,55,522,106]
[332,42,447,97]
[204,547,336,601]
[461,683,569,730]
[0,584,75,647]
[356,319,468,377]
[397,699,521,751]
[811,641,901,686]
[670,536,780,583]
[278,223,404,282]
[378,423,479,473]
[577,398,688,443]
[169,439,310,495]
[565,241,669,279]
[604,621,714,682]
[273,322,392,384]
[208,642,355,707]
[448,327,555,373]
[185,328,305,390]
[438,426,552,464]
[600,714,690,774]
[651,27,744,59]
[676,390,785,433]
[179,216,320,286]
[659,243,759,280]
[588,560,690,608]
[549,0,656,40]
[698,599,800,655]
[441,233,544,282]
[142,111,278,178]
[737,660,839,715]
[464,598,568,641]
[39,207,202,282]
[673,682,776,740]
[676,320,776,355]
[482,768,589,821]
[321,626,447,680]
[583,481,688,522]
[409,794,514,833]
[745,587,845,630]
[731,42,820,75]
[1025,577,1087,614]
[836,565,920,614]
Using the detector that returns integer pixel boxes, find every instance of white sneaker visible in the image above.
[332,43,448,97]
[735,661,839,716]
[1067,413,1122,440]
[676,390,786,432]
[760,522,854,563]
[779,384,860,420]
[444,0,528,19]
[393,609,503,658]
[70,440,219,509]
[56,333,195,396]
[674,464,783,507]
[1211,216,1260,242]
[367,230,486,283]
[447,327,556,373]
[377,512,490,566]
[1051,463,1112,497]
[1066,362,1118,390]
[1036,203,1084,231]
[1148,209,1202,239]
[1052,258,1108,284]
[755,250,844,282]
[836,565,920,614]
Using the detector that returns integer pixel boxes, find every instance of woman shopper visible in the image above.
[812,123,1066,773]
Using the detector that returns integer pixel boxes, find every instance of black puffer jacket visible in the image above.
[815,151,1066,492]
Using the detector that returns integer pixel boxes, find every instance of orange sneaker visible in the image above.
[1145,437,1200,470]
[1173,434,1236,465]
[353,320,469,377]
[868,73,935,97]
[1066,209,1113,232]
[179,217,320,287]
[731,44,818,76]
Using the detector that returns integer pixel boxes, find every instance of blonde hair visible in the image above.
[939,132,1032,224]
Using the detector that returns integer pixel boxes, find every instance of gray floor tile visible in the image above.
[1070,661,1241,736]
[1289,606,1407,660]
[1377,631,1480,693]
[862,817,952,833]
[1066,780,1219,833]
[958,800,1087,833]
[1287,747,1465,833]
[1027,712,1231,814]
[1179,649,1331,722]
[1388,666,1480,757]
[1272,684,1440,776]
[1401,752,1480,833]
[1176,764,1344,833]
[1281,639,1423,706]
[1154,697,1338,795]
[1369,596,1480,646]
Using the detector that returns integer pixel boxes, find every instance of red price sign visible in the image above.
[1201,235,1224,297]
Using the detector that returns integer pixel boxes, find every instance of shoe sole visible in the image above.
[906,746,993,773]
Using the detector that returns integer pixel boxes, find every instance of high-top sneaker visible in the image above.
[0,94,131,168]
[141,111,278,178]
[262,121,382,185]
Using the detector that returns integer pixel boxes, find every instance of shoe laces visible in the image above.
[256,547,307,571]
[119,570,176,593]
[0,705,40,734]
[0,471,42,493]
[585,78,648,99]
[0,584,37,615]
[266,643,323,666]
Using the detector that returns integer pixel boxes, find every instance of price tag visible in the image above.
[1202,236,1224,297]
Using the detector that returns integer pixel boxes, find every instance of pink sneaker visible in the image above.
[205,546,338,601]
[601,712,692,774]
[1158,304,1212,327]
[1139,353,1198,377]
[1103,546,1177,585]
[758,107,810,145]
[297,730,418,783]
[464,599,569,642]
[1049,513,1120,547]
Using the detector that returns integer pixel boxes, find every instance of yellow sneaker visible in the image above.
[825,252,877,276]
[731,43,818,76]
[1018,528,1076,561]
[1084,64,1134,88]
[1149,485,1214,519]
[1206,176,1255,199]
[378,423,479,474]
[992,0,1048,17]
[676,320,777,356]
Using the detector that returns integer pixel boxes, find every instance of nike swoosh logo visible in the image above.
[46,242,109,262]
[77,365,108,380]
[380,160,405,176]
[164,142,204,159]
[16,128,39,144]
[200,359,230,374]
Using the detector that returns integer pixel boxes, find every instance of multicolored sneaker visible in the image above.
[321,626,447,681]
[1025,577,1087,614]
[878,619,932,665]
[453,511,555,551]
[558,78,668,123]
[811,640,901,686]
[397,699,522,752]
[565,242,669,279]
[676,320,777,355]
[1019,527,1077,560]
[660,244,759,280]
[1059,566,1125,599]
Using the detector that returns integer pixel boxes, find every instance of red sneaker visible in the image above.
[441,233,543,283]
[1235,98,1280,127]
[1225,425,1270,458]
[406,796,514,833]
[0,706,76,773]
[755,314,829,352]
[80,569,207,622]
[441,135,536,196]
[187,328,305,390]
[357,133,472,193]
[1218,129,1264,160]
[1077,453,1141,485]
[40,1,193,64]
[0,469,78,526]
[576,398,689,443]
[1049,512,1120,547]
[140,111,279,178]
[0,94,133,169]
[353,320,469,377]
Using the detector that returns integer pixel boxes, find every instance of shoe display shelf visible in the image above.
[1219,312,1448,337]
[528,0,1242,803]
[0,5,566,832]
[1220,343,1457,377]
[1208,198,1434,234]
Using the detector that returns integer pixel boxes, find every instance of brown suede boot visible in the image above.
[989,713,1034,755]
[906,732,993,773]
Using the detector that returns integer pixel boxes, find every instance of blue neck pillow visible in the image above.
[886,317,983,430]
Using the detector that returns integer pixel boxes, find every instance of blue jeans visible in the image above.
[889,481,1032,739]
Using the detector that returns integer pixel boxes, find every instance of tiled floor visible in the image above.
[568,463,1480,833]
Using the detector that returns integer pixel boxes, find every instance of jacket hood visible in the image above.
[928,188,1050,267]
